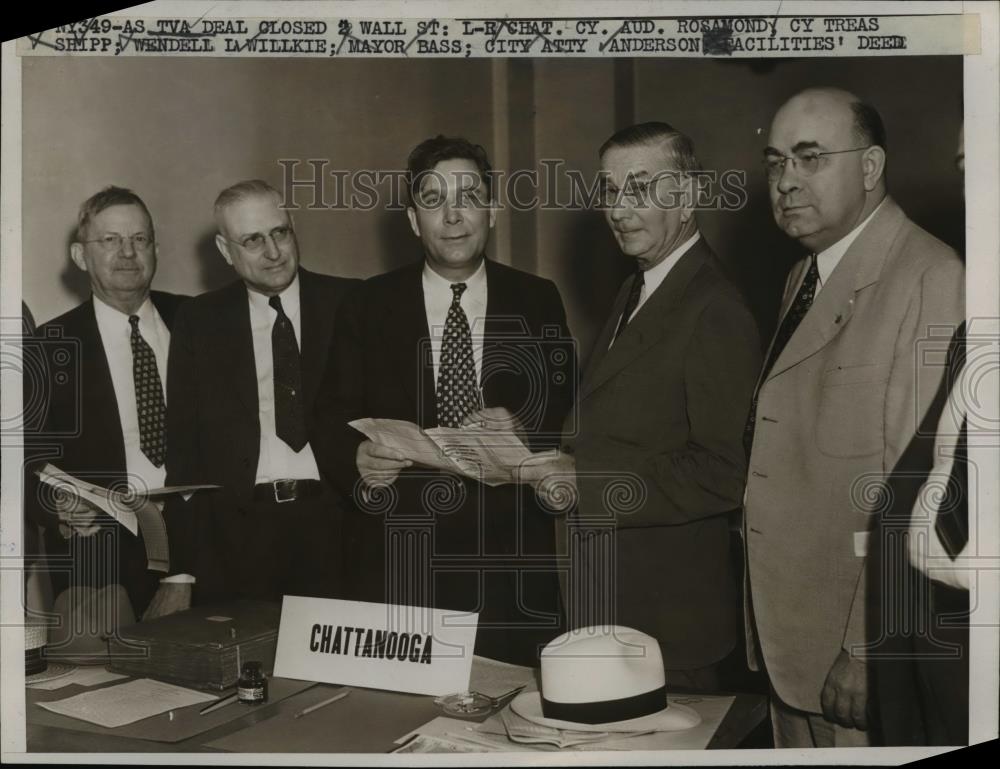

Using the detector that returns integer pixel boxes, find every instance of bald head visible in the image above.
[765,88,887,253]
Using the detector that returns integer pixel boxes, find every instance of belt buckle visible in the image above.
[272,479,297,504]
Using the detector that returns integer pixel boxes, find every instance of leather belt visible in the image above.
[253,479,324,504]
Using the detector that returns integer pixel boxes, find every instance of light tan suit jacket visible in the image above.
[744,197,964,712]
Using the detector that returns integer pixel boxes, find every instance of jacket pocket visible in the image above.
[816,363,890,457]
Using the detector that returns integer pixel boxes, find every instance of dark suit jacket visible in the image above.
[25,291,186,615]
[565,237,760,670]
[311,259,576,665]
[164,268,357,596]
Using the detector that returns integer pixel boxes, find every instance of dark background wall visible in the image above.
[23,55,963,361]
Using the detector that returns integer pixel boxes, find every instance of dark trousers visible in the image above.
[913,581,969,745]
[195,489,346,606]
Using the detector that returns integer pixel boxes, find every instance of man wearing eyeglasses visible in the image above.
[743,88,964,747]
[311,136,575,665]
[24,186,186,623]
[521,122,761,691]
[146,179,356,617]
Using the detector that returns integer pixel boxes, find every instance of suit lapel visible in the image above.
[482,260,523,408]
[217,281,259,418]
[297,269,331,412]
[766,197,904,381]
[78,299,127,474]
[581,239,708,400]
[384,262,436,427]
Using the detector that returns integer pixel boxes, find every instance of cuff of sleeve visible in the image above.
[161,573,195,584]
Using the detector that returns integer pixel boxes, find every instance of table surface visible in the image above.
[25,679,767,753]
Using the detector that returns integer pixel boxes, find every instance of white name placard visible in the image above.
[273,596,478,696]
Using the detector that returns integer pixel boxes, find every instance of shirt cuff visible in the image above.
[160,573,195,584]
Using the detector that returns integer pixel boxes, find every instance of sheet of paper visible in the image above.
[134,498,170,572]
[37,464,139,534]
[467,655,535,699]
[36,678,218,728]
[425,427,533,485]
[28,667,127,691]
[349,418,456,472]
[393,716,535,753]
[35,463,219,541]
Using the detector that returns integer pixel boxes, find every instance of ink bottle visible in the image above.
[237,661,268,705]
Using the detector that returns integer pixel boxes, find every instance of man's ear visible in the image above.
[406,207,421,239]
[679,174,697,224]
[215,233,235,266]
[861,146,887,191]
[69,242,88,272]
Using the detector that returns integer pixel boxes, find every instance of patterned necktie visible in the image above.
[744,255,820,457]
[436,282,481,428]
[269,295,306,452]
[612,270,645,344]
[129,315,166,467]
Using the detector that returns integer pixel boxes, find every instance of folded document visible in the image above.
[35,463,218,572]
[349,418,533,486]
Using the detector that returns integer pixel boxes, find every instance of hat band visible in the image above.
[541,685,666,724]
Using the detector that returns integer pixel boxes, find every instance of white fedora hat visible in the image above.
[510,625,701,733]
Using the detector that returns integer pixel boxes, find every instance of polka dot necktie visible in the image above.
[269,295,307,452]
[436,282,481,428]
[744,254,820,457]
[129,315,166,468]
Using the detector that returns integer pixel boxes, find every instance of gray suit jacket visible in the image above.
[744,197,965,712]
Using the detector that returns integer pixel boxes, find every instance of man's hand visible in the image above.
[356,440,412,488]
[518,451,578,511]
[54,493,101,538]
[820,649,870,730]
[462,407,528,445]
[143,582,192,621]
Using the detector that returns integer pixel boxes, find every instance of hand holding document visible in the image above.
[35,464,219,572]
[349,418,533,487]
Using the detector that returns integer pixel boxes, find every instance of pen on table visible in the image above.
[293,688,351,719]
[199,692,239,715]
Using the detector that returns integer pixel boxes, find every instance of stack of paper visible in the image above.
[498,707,644,748]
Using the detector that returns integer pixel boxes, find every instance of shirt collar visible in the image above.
[642,231,701,294]
[93,293,155,341]
[422,258,487,296]
[247,272,301,317]
[815,198,886,285]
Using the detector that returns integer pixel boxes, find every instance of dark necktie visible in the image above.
[436,282,480,428]
[744,255,821,457]
[129,315,166,467]
[934,417,968,558]
[269,295,306,452]
[612,270,645,344]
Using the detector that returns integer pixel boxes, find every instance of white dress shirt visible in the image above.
[247,275,321,483]
[610,231,701,349]
[814,198,886,293]
[422,259,488,386]
[92,294,169,490]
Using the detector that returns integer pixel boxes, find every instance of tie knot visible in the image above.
[450,283,467,301]
[269,295,284,314]
[128,315,140,330]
